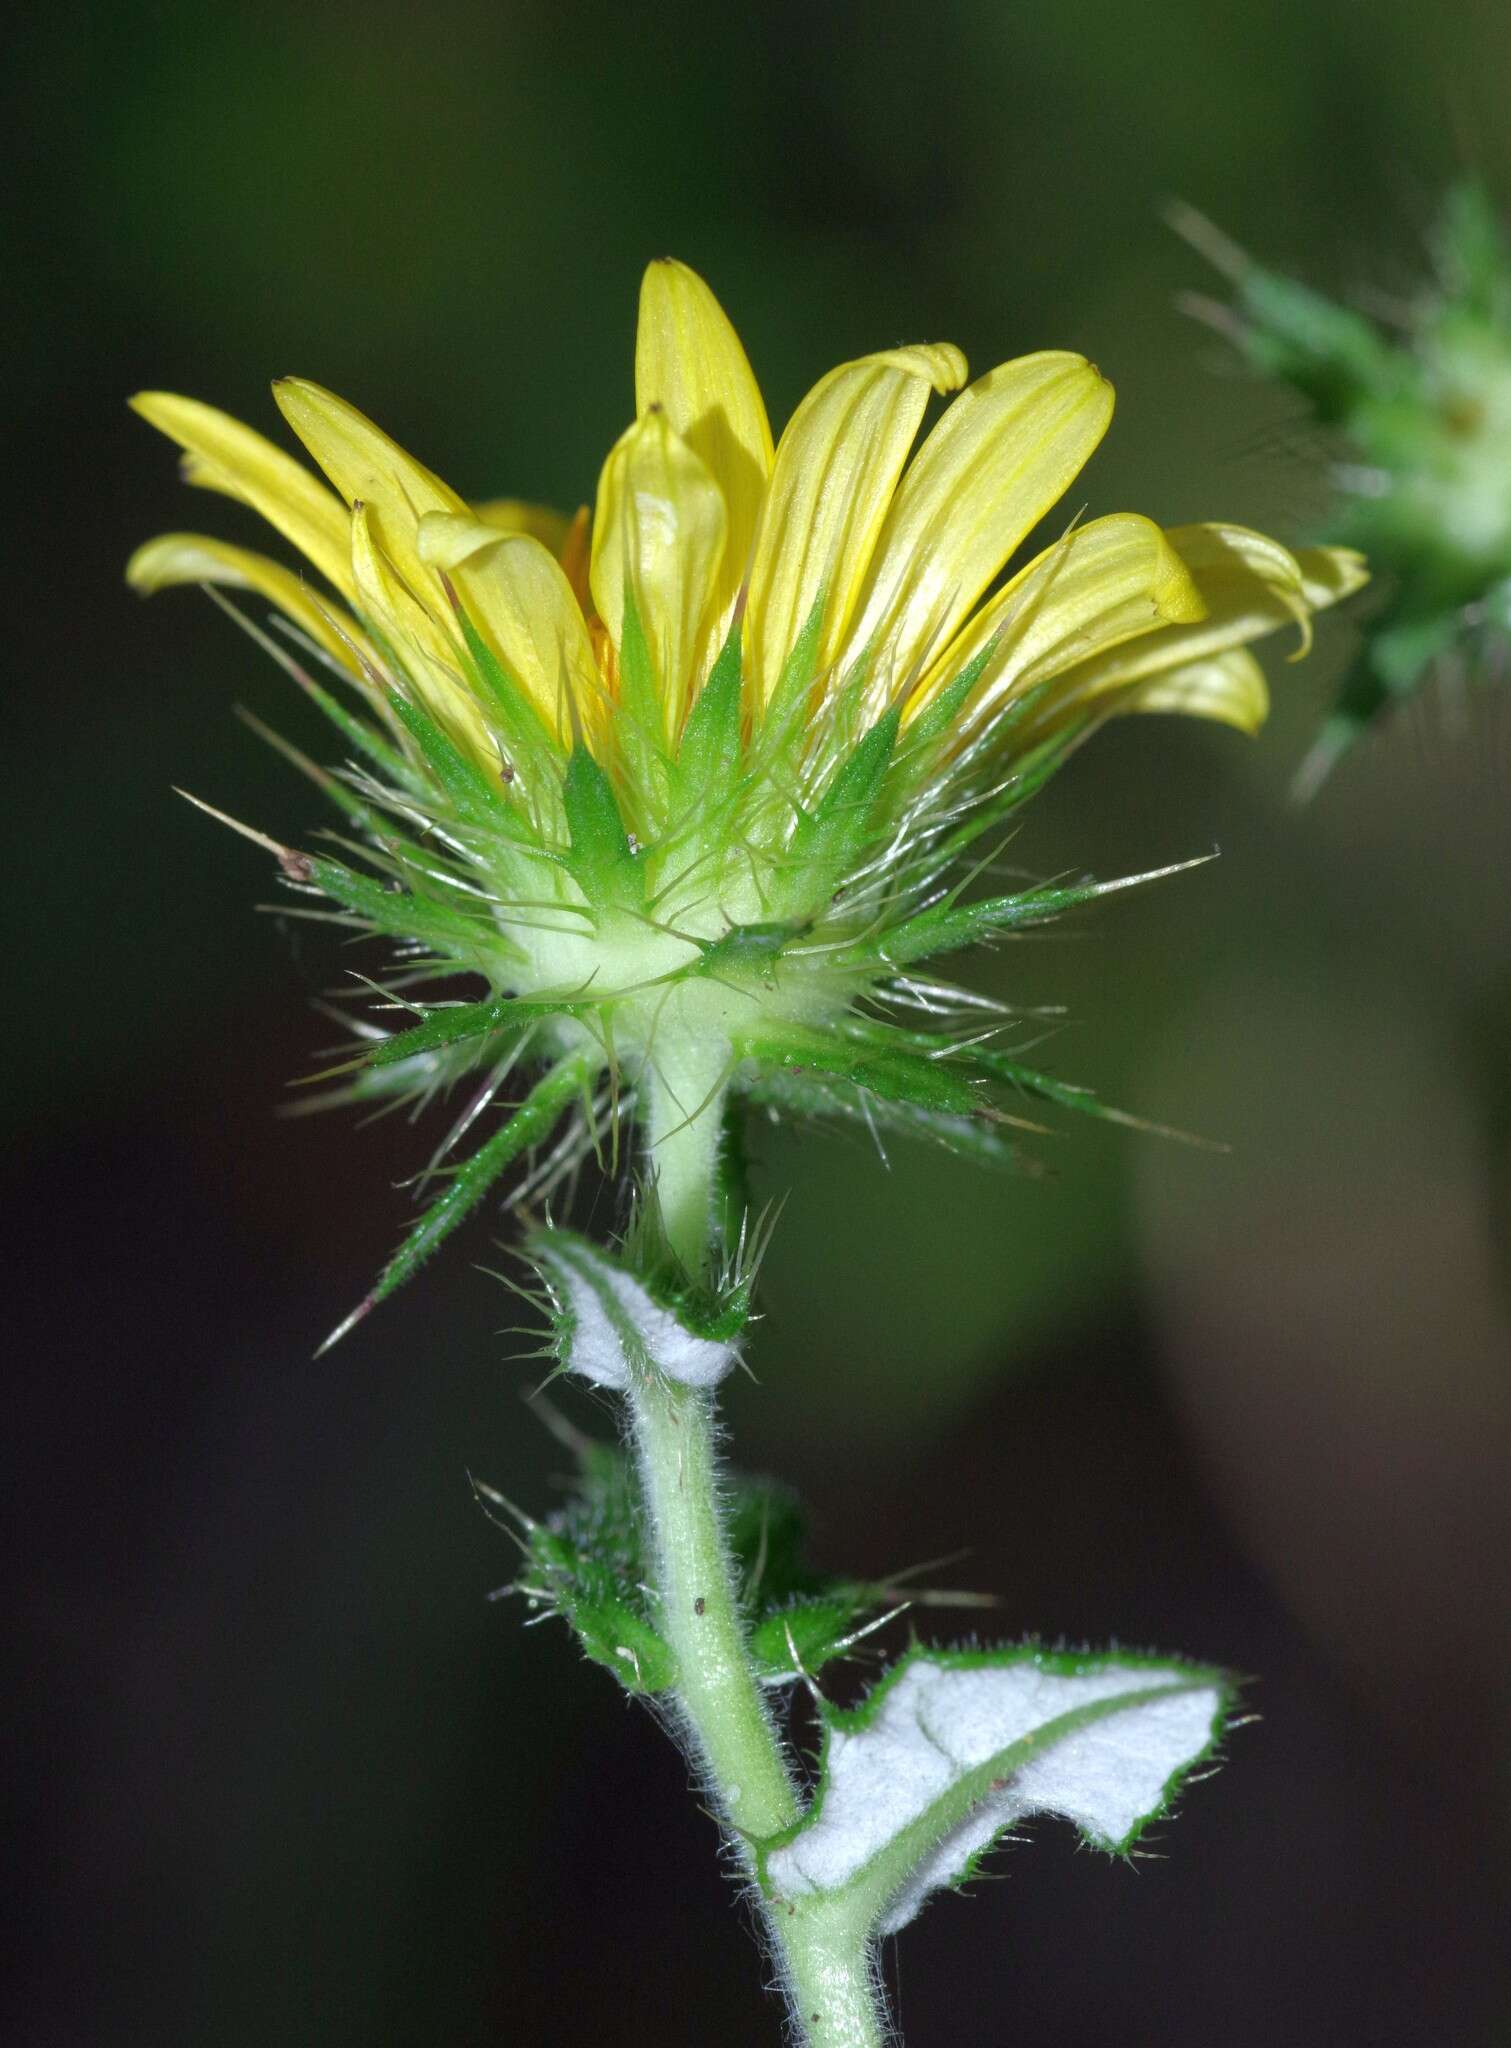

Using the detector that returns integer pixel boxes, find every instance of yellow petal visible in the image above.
[1123,647,1271,733]
[744,343,968,704]
[273,377,467,608]
[590,409,727,736]
[904,513,1205,730]
[472,497,572,555]
[130,392,354,599]
[1014,529,1365,742]
[417,512,601,741]
[839,352,1115,696]
[1025,527,1365,735]
[1161,525,1369,659]
[636,259,773,645]
[126,531,371,673]
[350,504,495,771]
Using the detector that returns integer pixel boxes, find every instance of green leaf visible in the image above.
[673,620,745,801]
[749,1597,864,1683]
[781,707,901,914]
[614,591,673,828]
[522,1452,677,1696]
[735,1020,983,1119]
[304,853,493,956]
[362,992,580,1070]
[740,1066,1027,1170]
[387,688,524,840]
[447,594,570,818]
[762,1645,1231,1938]
[562,745,640,900]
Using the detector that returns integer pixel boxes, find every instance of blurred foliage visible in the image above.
[1176,183,1511,787]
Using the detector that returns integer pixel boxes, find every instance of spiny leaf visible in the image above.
[387,688,526,840]
[202,583,420,793]
[783,707,901,909]
[741,1066,1027,1170]
[960,1045,1217,1148]
[695,918,808,978]
[673,620,745,801]
[614,592,673,829]
[749,1597,864,1683]
[841,854,1215,972]
[303,853,494,954]
[925,725,1083,865]
[895,637,1003,758]
[759,590,828,734]
[562,746,640,900]
[447,587,568,804]
[735,1020,983,1119]
[361,990,589,1070]
[1237,267,1401,421]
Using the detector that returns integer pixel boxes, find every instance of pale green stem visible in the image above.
[629,1376,889,2047]
[629,1376,798,1841]
[630,1086,891,2046]
[781,1906,889,2048]
[645,1041,729,1278]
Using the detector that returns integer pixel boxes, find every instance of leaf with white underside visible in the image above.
[533,1229,738,1389]
[764,1647,1231,1936]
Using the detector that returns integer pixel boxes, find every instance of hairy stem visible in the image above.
[781,1912,889,2048]
[630,1376,798,1840]
[629,1058,892,2045]
[645,1040,730,1278]
[629,1375,890,2045]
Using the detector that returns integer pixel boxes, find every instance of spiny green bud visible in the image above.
[1173,185,1511,790]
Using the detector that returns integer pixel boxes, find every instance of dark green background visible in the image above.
[10,1,1510,2042]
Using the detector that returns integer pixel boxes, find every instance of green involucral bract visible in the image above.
[237,608,1196,1332]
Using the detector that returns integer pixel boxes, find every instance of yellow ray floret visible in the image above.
[743,342,969,702]
[125,532,373,673]
[591,408,729,738]
[130,391,355,599]
[129,259,1364,795]
[635,256,773,655]
[842,351,1116,705]
[417,514,603,742]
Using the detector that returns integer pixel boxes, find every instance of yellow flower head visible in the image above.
[129,260,1364,1319]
